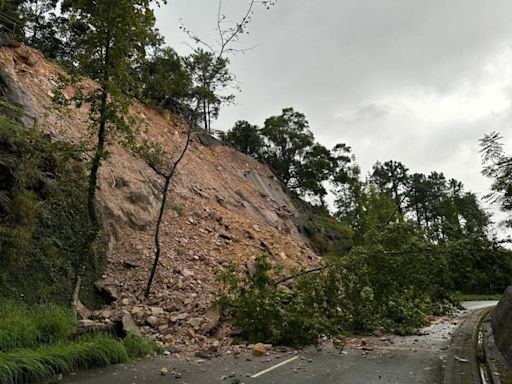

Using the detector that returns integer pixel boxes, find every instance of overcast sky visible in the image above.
[155,0,512,229]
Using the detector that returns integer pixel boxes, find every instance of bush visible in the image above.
[218,226,457,347]
[218,256,332,347]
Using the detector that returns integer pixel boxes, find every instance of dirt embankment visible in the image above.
[0,45,320,352]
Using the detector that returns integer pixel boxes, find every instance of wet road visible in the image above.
[64,302,497,384]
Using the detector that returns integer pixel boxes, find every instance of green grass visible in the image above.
[452,293,502,301]
[0,301,76,351]
[0,336,129,384]
[122,332,163,359]
[0,302,162,384]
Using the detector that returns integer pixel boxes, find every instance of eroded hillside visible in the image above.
[0,45,319,351]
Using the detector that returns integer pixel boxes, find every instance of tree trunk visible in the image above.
[145,174,171,297]
[203,99,208,131]
[86,9,112,240]
[207,100,211,133]
[145,122,192,297]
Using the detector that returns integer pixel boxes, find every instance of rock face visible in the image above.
[0,45,321,352]
[491,286,512,363]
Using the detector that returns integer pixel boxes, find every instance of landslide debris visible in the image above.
[0,45,320,352]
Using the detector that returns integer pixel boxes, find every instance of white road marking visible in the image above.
[250,356,299,378]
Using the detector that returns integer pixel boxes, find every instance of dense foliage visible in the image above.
[0,116,107,305]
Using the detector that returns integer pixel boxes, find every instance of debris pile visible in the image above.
[0,45,320,352]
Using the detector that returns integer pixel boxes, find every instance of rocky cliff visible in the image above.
[0,45,319,351]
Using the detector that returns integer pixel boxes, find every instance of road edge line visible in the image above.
[250,356,299,378]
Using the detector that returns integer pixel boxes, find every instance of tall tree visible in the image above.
[180,0,275,132]
[480,132,512,226]
[21,0,62,58]
[185,48,234,131]
[332,143,362,222]
[370,160,409,211]
[141,47,192,110]
[63,0,163,243]
[260,107,315,188]
[224,120,263,157]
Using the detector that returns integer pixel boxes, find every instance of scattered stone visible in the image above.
[122,314,142,336]
[120,298,130,306]
[253,343,266,357]
[131,306,144,316]
[150,306,164,316]
[182,269,195,277]
[122,260,140,268]
[146,316,158,327]
[160,367,168,375]
[94,279,119,301]
[195,350,214,359]
[218,230,233,240]
[188,317,203,328]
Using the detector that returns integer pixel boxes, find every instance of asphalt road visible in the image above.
[63,302,498,384]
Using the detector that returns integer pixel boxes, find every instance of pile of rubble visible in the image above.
[0,45,322,352]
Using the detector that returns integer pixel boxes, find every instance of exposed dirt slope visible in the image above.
[0,46,319,351]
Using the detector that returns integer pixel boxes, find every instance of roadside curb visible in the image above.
[443,308,489,384]
[482,313,512,384]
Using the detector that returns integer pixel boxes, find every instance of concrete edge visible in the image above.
[443,308,490,384]
[482,310,512,384]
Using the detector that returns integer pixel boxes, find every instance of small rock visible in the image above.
[218,230,233,241]
[122,314,142,336]
[253,343,266,357]
[188,317,203,328]
[182,269,195,277]
[160,367,168,375]
[146,316,158,327]
[195,350,214,359]
[150,306,164,316]
[78,319,95,327]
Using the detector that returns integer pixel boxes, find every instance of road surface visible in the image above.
[63,301,498,384]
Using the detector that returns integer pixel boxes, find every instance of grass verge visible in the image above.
[453,293,502,301]
[0,336,128,384]
[0,301,162,384]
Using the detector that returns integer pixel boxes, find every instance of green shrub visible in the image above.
[219,237,457,347]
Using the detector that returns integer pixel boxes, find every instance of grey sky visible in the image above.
[155,0,512,228]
